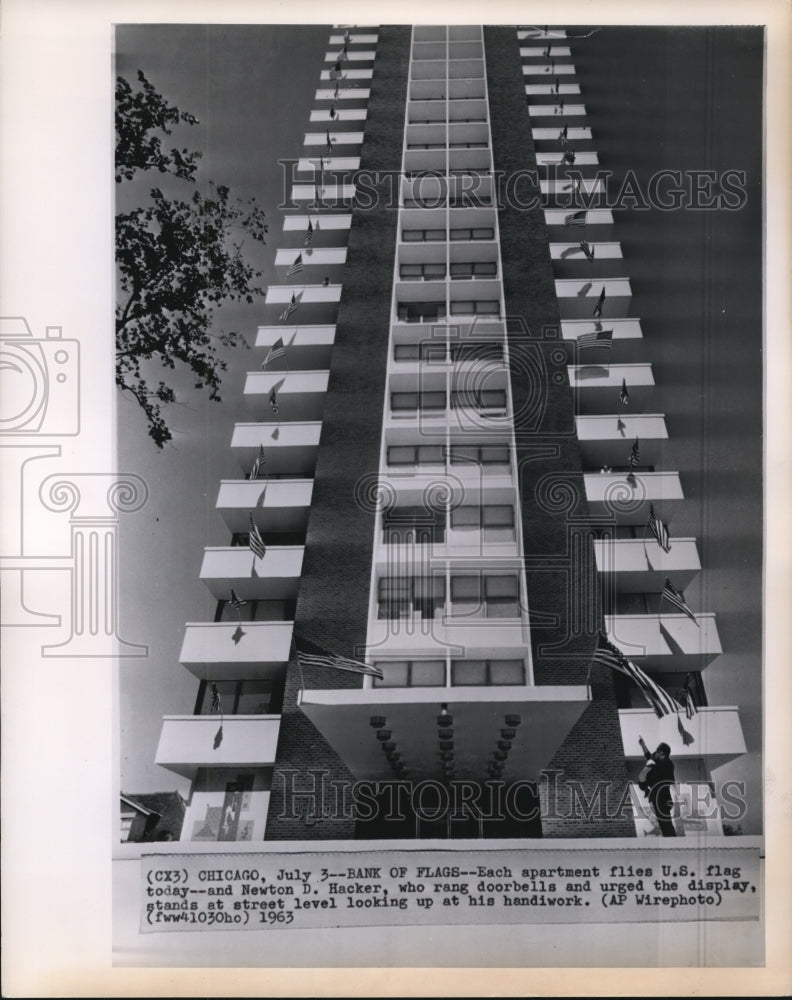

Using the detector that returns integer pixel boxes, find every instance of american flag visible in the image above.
[333,81,340,100]
[330,61,343,80]
[329,106,337,120]
[682,673,698,718]
[559,123,568,142]
[296,636,384,679]
[576,328,612,349]
[269,386,279,415]
[648,503,671,553]
[279,292,299,322]
[662,578,698,626]
[579,239,594,260]
[593,286,606,318]
[229,589,247,609]
[248,513,266,560]
[554,77,560,93]
[286,254,303,277]
[619,377,630,405]
[629,437,640,468]
[210,683,222,713]
[343,28,351,43]
[304,219,313,246]
[592,632,681,718]
[564,209,586,227]
[262,337,286,369]
[250,444,266,479]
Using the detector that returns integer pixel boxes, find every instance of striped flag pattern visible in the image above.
[579,239,594,260]
[296,636,384,679]
[304,219,314,246]
[286,254,303,277]
[229,589,247,609]
[248,513,266,560]
[619,378,630,405]
[559,123,568,142]
[279,292,299,322]
[629,437,640,468]
[648,503,671,553]
[269,386,279,415]
[262,337,286,369]
[592,632,681,718]
[593,286,606,318]
[683,673,698,718]
[662,578,699,626]
[210,683,222,712]
[576,328,613,349]
[250,444,266,479]
[564,209,586,227]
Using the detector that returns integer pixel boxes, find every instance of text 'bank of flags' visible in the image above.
[296,636,384,680]
[592,632,681,718]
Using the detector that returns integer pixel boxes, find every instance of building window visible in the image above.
[450,388,507,411]
[449,261,498,279]
[196,680,273,716]
[397,302,447,323]
[449,573,520,618]
[372,660,446,687]
[391,390,447,413]
[451,659,525,685]
[120,811,134,842]
[450,504,515,542]
[386,444,445,467]
[377,576,446,619]
[449,227,494,241]
[399,262,447,281]
[448,444,511,469]
[382,505,446,544]
[449,300,500,316]
[402,228,446,242]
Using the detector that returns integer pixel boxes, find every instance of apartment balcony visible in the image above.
[296,156,361,173]
[290,182,357,206]
[575,413,668,466]
[179,621,294,681]
[522,64,576,76]
[584,471,683,523]
[303,130,365,147]
[299,684,588,783]
[215,479,313,534]
[555,278,632,319]
[569,362,655,413]
[231,421,322,476]
[550,242,624,278]
[619,707,746,769]
[370,464,514,506]
[526,83,581,97]
[529,103,587,117]
[309,108,368,123]
[199,545,304,601]
[282,213,352,235]
[562,318,643,361]
[520,45,571,58]
[328,32,379,45]
[541,177,605,202]
[264,284,341,305]
[314,87,371,102]
[319,68,372,81]
[243,370,329,422]
[323,48,376,62]
[544,209,615,238]
[604,613,722,671]
[156,715,281,779]
[593,537,701,592]
[518,28,568,40]
[255,324,335,371]
[274,249,347,289]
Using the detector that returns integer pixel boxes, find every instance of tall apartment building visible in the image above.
[154,25,751,845]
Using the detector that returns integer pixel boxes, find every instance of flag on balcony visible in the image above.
[296,636,384,679]
[579,238,594,261]
[555,99,565,116]
[333,81,340,100]
[248,513,266,560]
[210,682,222,712]
[229,589,247,610]
[629,437,640,468]
[250,444,266,478]
[559,123,568,142]
[304,219,314,246]
[279,292,299,322]
[648,503,671,553]
[562,149,576,166]
[340,44,349,61]
[593,286,606,318]
[554,77,560,93]
[325,129,335,149]
[543,43,551,57]
[576,328,612,349]
[262,338,286,369]
[676,713,695,746]
[330,61,343,80]
[286,254,303,277]
[269,386,279,415]
[329,106,337,120]
[592,632,681,718]
[343,28,351,43]
[662,578,699,626]
[564,209,586,227]
[682,673,698,718]
[619,378,630,405]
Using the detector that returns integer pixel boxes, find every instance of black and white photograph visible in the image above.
[2,1,791,996]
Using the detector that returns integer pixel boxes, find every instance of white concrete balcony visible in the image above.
[303,130,365,146]
[319,68,372,81]
[569,362,655,413]
[604,613,722,671]
[328,33,379,45]
[584,471,683,523]
[179,621,294,681]
[550,242,624,278]
[562,318,643,360]
[593,536,701,593]
[555,278,632,319]
[263,286,340,328]
[541,177,605,199]
[367,617,531,661]
[199,546,304,601]
[523,64,576,76]
[533,125,591,140]
[315,88,371,101]
[156,715,281,779]
[290,182,357,203]
[526,83,581,96]
[215,479,313,534]
[265,285,341,305]
[283,213,352,233]
[243,370,328,422]
[518,28,568,40]
[231,422,322,476]
[323,49,376,61]
[520,45,571,57]
[619,707,746,768]
[255,325,335,370]
[544,209,615,238]
[274,248,347,269]
[575,413,668,467]
[529,103,587,117]
[296,157,360,172]
[309,108,368,122]
[299,684,587,783]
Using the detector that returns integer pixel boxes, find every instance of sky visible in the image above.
[116,24,765,834]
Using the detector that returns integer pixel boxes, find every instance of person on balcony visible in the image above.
[638,738,677,837]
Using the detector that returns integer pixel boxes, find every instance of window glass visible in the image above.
[411,660,445,686]
[391,392,418,411]
[387,445,415,465]
[451,660,487,685]
[450,506,481,529]
[373,661,410,687]
[489,659,525,685]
